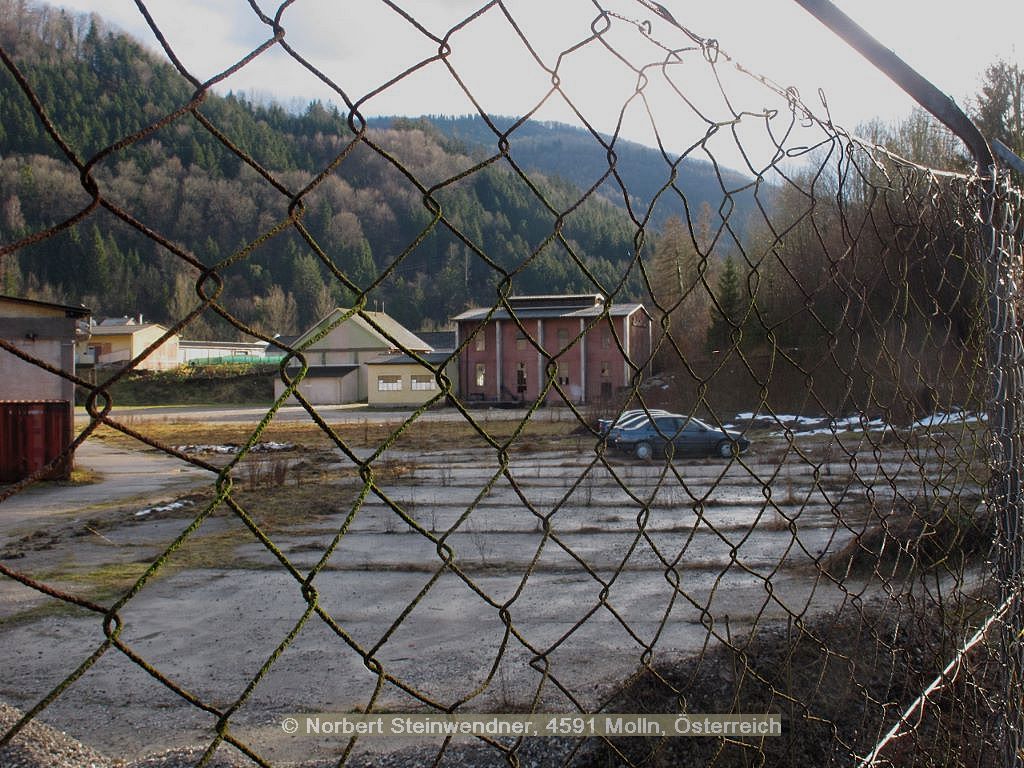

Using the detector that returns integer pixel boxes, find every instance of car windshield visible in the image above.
[616,415,656,430]
[609,411,715,433]
[611,410,670,430]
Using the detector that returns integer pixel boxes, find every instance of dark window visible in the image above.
[516,362,528,393]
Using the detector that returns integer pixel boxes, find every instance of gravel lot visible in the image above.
[0,411,983,766]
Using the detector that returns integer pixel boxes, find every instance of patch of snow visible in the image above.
[176,442,295,455]
[762,409,985,439]
[734,413,832,429]
[910,411,984,429]
[136,499,196,517]
[253,441,294,452]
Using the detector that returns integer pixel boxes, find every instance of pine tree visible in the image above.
[348,237,376,292]
[707,256,744,354]
[85,224,109,295]
[974,59,1024,184]
[290,251,329,328]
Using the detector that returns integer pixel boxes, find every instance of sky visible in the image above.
[51,0,1023,165]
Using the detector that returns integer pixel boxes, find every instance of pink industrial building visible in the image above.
[453,294,652,405]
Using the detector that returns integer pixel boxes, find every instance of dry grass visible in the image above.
[50,467,103,486]
[85,414,579,454]
[585,592,1002,768]
[820,493,991,578]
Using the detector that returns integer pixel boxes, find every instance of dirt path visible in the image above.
[0,441,213,547]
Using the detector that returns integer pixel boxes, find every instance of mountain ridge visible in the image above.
[0,0,748,339]
[369,114,755,232]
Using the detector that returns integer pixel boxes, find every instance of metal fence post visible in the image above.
[987,169,1024,768]
[790,1,1021,765]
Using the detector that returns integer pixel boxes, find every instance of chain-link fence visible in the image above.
[1,1,1023,766]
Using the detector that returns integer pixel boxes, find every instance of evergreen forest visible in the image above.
[0,1,703,338]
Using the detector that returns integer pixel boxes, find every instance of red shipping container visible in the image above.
[0,401,73,482]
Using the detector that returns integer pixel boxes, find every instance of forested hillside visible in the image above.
[0,1,661,337]
[379,115,754,231]
[3,0,1022,417]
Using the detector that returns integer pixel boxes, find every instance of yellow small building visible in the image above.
[365,352,455,408]
[86,316,180,371]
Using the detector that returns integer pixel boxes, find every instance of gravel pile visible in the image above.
[0,704,258,768]
[126,747,261,768]
[0,702,115,768]
[305,738,584,768]
[1,702,584,768]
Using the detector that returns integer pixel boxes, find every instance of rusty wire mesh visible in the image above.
[1,1,1023,766]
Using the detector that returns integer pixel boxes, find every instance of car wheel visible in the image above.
[717,440,734,459]
[635,441,654,461]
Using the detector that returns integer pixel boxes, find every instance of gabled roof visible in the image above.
[415,331,457,352]
[268,334,302,352]
[453,294,649,323]
[293,308,433,353]
[507,294,604,311]
[0,294,90,318]
[179,339,269,350]
[88,323,171,337]
[365,351,453,367]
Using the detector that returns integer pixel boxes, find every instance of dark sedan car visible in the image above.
[596,408,673,436]
[608,414,750,460]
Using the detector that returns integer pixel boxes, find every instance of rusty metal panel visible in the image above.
[0,400,72,482]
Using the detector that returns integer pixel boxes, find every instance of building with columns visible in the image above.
[452,294,652,406]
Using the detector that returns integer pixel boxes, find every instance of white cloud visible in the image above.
[52,0,1023,150]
